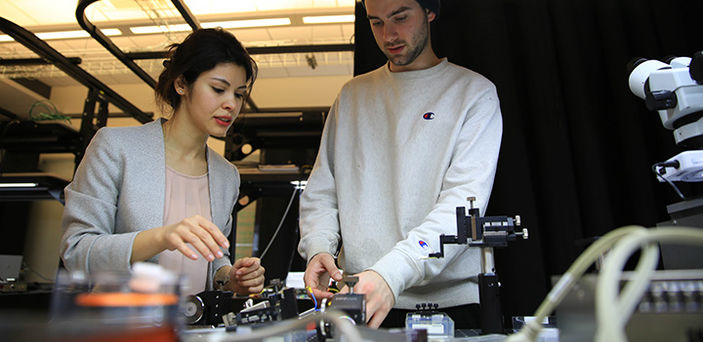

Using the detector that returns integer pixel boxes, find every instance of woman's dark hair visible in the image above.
[155,28,257,114]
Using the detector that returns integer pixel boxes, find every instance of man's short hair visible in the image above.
[361,0,441,18]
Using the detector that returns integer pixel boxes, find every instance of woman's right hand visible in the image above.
[157,215,230,261]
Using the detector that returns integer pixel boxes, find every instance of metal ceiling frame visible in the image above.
[0,16,150,202]
[123,44,355,60]
[0,17,152,124]
[0,57,82,66]
[75,0,168,89]
[75,0,354,113]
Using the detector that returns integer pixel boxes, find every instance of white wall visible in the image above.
[22,154,75,283]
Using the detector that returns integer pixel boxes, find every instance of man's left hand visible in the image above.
[340,270,395,328]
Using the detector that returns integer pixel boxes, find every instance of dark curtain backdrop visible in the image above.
[353,0,703,325]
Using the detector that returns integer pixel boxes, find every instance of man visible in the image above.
[298,0,503,328]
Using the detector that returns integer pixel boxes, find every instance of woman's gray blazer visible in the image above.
[60,119,239,290]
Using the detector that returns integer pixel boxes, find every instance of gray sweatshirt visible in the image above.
[298,59,503,309]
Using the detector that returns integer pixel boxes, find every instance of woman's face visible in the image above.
[176,62,248,138]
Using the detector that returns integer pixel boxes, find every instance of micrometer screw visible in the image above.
[467,196,476,209]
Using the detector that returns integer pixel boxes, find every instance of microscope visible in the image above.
[429,197,527,334]
[628,50,703,269]
[628,51,703,183]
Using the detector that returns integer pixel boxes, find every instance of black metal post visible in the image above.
[478,272,504,333]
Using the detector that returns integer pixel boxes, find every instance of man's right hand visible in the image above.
[304,253,343,299]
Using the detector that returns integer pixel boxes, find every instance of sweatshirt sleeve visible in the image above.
[297,96,342,262]
[60,128,138,273]
[368,85,503,301]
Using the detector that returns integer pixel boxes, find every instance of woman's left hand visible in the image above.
[229,257,265,294]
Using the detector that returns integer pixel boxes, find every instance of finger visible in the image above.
[175,242,198,260]
[364,298,379,327]
[310,288,335,299]
[185,216,227,258]
[303,270,319,289]
[303,270,330,293]
[234,257,258,269]
[234,268,263,282]
[237,275,265,288]
[248,283,264,294]
[237,277,262,288]
[363,292,392,328]
[182,231,216,261]
[236,260,261,274]
[164,231,198,259]
[192,215,229,248]
[319,256,342,281]
[363,290,380,324]
[190,224,225,259]
[235,267,265,281]
[367,311,386,329]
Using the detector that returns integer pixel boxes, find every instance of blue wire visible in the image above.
[307,287,319,311]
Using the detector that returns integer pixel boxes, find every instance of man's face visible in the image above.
[365,0,435,71]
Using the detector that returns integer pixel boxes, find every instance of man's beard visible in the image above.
[384,22,429,66]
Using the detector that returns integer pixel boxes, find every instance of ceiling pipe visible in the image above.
[124,44,354,60]
[76,0,158,88]
[0,17,152,123]
[171,0,201,31]
[0,57,82,66]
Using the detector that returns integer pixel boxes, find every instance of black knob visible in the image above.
[646,89,677,111]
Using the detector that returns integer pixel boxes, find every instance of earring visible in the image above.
[177,89,183,94]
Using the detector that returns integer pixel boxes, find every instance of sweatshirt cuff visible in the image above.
[300,239,338,263]
[368,249,422,303]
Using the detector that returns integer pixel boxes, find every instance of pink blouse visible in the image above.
[159,166,211,296]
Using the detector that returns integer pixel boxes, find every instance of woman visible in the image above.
[60,28,265,296]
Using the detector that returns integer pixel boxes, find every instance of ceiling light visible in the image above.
[202,18,291,29]
[0,29,119,42]
[0,183,38,188]
[101,28,123,36]
[130,24,191,34]
[302,15,355,24]
[36,30,90,40]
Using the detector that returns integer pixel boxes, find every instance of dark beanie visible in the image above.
[361,0,441,18]
[415,0,440,17]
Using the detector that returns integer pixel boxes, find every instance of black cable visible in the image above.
[22,261,54,282]
[651,162,686,199]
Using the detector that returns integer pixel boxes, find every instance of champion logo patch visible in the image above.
[422,112,435,120]
[418,240,429,248]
